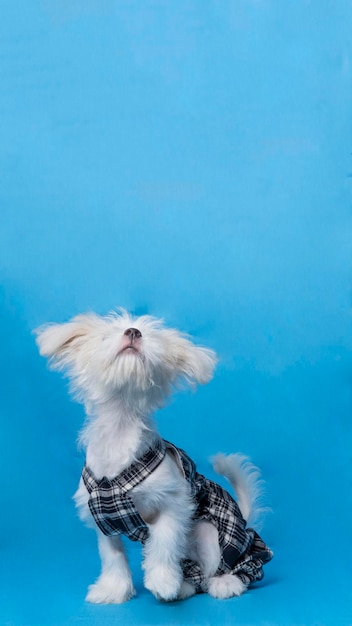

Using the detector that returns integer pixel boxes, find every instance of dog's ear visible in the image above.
[34,314,99,370]
[167,334,217,385]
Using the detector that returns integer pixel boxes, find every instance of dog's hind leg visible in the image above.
[190,520,221,578]
[86,531,136,604]
[207,573,247,599]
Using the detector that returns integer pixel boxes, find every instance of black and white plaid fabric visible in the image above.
[82,438,273,593]
[82,437,166,542]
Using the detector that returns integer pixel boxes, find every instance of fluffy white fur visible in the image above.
[36,309,265,603]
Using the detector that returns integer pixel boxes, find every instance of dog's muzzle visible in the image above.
[124,328,142,340]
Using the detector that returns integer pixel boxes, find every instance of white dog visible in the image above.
[35,310,272,604]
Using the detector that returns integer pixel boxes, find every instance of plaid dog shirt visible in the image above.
[82,438,273,593]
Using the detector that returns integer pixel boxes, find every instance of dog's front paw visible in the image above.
[86,574,136,604]
[144,564,182,601]
[177,580,196,600]
[207,574,247,599]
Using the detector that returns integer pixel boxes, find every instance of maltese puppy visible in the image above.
[35,310,272,604]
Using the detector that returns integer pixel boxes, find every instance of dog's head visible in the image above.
[35,310,217,410]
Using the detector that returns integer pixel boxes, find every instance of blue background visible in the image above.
[1,2,352,625]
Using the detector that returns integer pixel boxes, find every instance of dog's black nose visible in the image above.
[124,328,142,340]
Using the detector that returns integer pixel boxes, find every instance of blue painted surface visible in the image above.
[1,2,352,624]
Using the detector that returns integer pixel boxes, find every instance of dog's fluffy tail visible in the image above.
[211,453,268,529]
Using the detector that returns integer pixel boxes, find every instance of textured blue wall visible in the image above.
[1,2,352,625]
